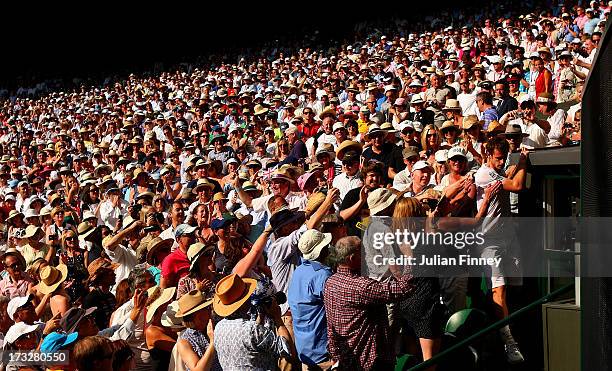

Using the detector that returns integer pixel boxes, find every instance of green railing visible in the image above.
[408,282,575,370]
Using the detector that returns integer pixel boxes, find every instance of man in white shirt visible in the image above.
[474,137,528,364]
[500,101,548,149]
[99,185,128,230]
[457,79,478,116]
[102,219,143,293]
[332,151,362,201]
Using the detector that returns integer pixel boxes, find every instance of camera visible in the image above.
[426,198,439,210]
[132,203,143,215]
[258,291,287,307]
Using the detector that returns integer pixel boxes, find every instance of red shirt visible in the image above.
[299,123,321,139]
[161,248,190,284]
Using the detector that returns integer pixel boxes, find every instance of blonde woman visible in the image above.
[59,229,89,304]
[275,138,290,163]
[392,197,443,363]
[419,124,442,163]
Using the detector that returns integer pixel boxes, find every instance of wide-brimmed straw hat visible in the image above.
[161,300,184,330]
[462,115,483,130]
[87,257,119,280]
[175,290,214,318]
[213,274,257,317]
[146,287,176,323]
[38,264,68,294]
[187,242,215,272]
[146,237,174,265]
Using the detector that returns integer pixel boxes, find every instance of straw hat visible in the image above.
[319,107,336,120]
[192,178,215,194]
[146,237,174,265]
[77,221,97,241]
[440,120,459,131]
[213,274,257,317]
[23,225,43,240]
[241,181,261,196]
[175,290,214,318]
[363,124,384,141]
[7,210,24,222]
[38,264,68,294]
[305,192,327,217]
[270,168,296,185]
[187,243,215,271]
[336,140,362,161]
[315,143,336,161]
[87,257,119,280]
[462,115,482,130]
[146,287,176,324]
[485,120,506,134]
[161,301,184,329]
[212,192,228,202]
[442,99,462,111]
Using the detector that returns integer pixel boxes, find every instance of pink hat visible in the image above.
[394,97,407,106]
[297,170,321,191]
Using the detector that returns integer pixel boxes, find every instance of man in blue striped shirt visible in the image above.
[476,91,498,130]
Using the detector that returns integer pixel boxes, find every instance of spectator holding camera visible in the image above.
[214,274,295,370]
[103,218,143,292]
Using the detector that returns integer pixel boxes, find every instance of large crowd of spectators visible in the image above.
[0,0,605,370]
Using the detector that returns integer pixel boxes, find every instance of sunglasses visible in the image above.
[6,263,21,270]
[65,236,77,241]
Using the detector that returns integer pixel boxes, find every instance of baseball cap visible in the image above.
[175,224,198,239]
[411,160,434,173]
[402,146,419,159]
[40,331,79,352]
[4,322,39,346]
[7,294,33,321]
[435,150,449,163]
[332,122,346,132]
[447,146,468,160]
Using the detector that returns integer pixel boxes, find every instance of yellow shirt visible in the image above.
[357,119,369,134]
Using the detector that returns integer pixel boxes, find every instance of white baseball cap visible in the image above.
[7,294,33,321]
[447,146,468,160]
[332,122,345,132]
[412,160,434,173]
[4,322,39,345]
[435,150,449,163]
